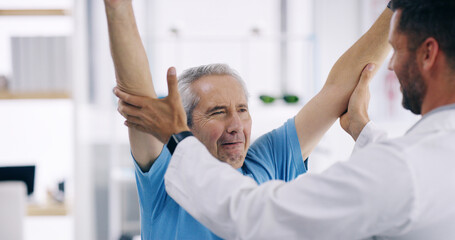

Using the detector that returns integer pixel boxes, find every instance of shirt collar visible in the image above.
[406,103,455,135]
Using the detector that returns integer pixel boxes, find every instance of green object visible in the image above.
[259,95,299,104]
[259,95,276,103]
[283,95,299,103]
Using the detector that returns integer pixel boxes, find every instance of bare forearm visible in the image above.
[322,8,392,115]
[105,2,155,97]
[105,1,163,172]
[295,8,392,160]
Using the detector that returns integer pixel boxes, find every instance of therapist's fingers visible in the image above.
[125,121,147,133]
[117,99,141,119]
[339,63,375,140]
[165,66,189,133]
[124,113,143,125]
[167,67,179,99]
[353,63,375,110]
[113,87,145,108]
[356,63,375,93]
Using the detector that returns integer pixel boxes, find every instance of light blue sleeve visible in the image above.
[246,118,307,182]
[132,147,172,221]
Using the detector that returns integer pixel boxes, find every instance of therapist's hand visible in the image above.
[114,67,190,143]
[340,63,374,141]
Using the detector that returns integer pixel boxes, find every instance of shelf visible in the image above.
[0,9,70,16]
[0,91,70,99]
[27,203,68,216]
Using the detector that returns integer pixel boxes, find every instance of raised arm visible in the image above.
[295,8,392,161]
[104,0,163,172]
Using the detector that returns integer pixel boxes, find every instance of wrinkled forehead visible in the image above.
[192,74,249,109]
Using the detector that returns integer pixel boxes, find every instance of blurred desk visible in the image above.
[0,9,69,16]
[0,90,70,99]
[27,203,68,216]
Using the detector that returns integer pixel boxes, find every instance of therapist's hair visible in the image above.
[390,0,455,69]
[178,63,249,127]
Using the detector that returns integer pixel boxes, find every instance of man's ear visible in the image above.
[419,37,439,71]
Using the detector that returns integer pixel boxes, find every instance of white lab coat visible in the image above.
[164,104,455,240]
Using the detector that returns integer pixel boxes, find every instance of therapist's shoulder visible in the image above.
[374,131,435,156]
[350,132,424,169]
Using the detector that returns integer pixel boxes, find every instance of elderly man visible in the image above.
[105,0,392,239]
[136,0,455,239]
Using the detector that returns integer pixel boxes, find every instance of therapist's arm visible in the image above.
[164,135,413,239]
[294,8,392,161]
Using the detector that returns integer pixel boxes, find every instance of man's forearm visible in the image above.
[105,2,155,97]
[323,8,392,103]
[295,8,392,160]
[105,1,163,172]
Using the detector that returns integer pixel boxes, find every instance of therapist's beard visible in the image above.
[400,60,427,115]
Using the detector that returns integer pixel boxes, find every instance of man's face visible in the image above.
[190,75,252,169]
[388,10,427,115]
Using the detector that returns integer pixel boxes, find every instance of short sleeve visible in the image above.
[133,146,173,220]
[245,118,307,182]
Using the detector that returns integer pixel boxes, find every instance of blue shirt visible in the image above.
[134,118,307,239]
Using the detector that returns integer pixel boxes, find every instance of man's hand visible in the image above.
[114,67,190,144]
[340,64,375,141]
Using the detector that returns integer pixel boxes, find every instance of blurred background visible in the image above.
[0,0,419,239]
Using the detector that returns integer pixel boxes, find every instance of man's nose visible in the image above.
[226,112,243,133]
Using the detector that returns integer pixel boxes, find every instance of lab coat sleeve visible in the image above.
[164,136,415,240]
[353,121,388,153]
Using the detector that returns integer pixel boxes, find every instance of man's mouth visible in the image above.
[221,142,243,146]
[220,141,244,150]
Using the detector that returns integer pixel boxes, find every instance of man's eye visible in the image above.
[211,111,224,115]
[239,108,248,112]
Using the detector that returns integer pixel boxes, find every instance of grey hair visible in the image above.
[178,63,249,127]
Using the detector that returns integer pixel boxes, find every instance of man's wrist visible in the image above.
[167,131,193,155]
